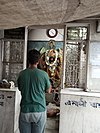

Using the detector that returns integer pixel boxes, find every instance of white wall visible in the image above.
[28,29,64,41]
[90,21,100,41]
[85,20,100,91]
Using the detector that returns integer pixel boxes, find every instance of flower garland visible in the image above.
[45,49,58,67]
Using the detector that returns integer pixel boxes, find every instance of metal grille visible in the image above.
[3,40,24,63]
[65,41,86,88]
[2,40,24,85]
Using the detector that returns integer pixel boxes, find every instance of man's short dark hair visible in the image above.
[28,49,41,64]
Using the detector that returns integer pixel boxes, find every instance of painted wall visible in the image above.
[28,28,64,54]
[28,41,63,51]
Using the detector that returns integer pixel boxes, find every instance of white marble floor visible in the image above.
[45,129,59,133]
[15,128,59,133]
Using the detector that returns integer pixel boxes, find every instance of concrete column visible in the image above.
[23,26,28,69]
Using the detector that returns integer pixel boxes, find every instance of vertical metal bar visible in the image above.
[0,39,3,80]
[79,42,83,88]
[1,39,4,62]
[85,24,90,91]
[61,25,67,89]
[23,26,28,69]
[72,49,74,86]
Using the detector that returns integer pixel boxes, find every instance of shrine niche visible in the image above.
[39,40,63,90]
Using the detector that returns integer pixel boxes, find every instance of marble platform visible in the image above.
[0,88,21,133]
[59,88,100,133]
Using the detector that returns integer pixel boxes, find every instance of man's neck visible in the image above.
[29,64,37,69]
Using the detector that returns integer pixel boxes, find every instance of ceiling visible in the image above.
[1,0,100,29]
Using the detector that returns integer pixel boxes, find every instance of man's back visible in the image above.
[17,67,50,113]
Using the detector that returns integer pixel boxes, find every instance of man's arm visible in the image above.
[46,85,52,93]
[45,72,52,93]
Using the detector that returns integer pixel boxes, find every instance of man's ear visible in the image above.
[36,61,39,65]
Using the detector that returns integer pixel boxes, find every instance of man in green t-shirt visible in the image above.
[17,49,51,133]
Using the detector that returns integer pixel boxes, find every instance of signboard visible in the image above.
[4,27,25,39]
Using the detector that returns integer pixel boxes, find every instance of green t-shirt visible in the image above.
[17,68,50,113]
